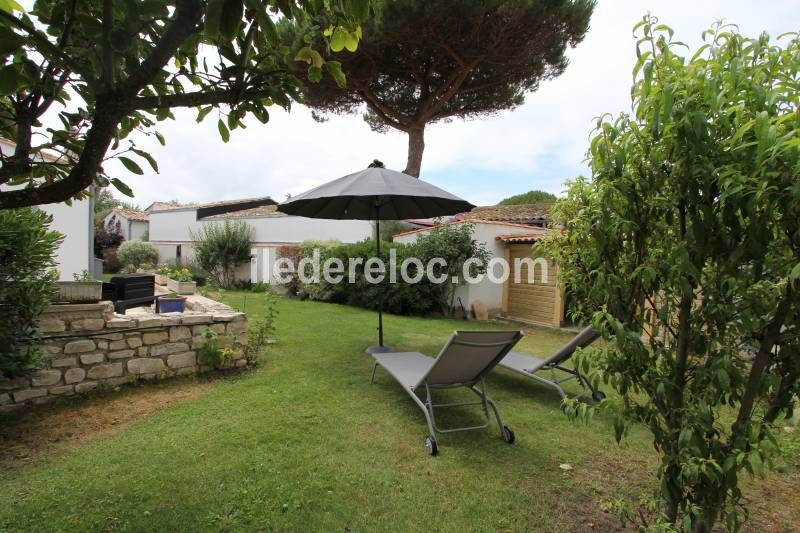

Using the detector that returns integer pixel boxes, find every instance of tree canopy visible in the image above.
[546,18,800,531]
[499,189,557,205]
[289,0,594,176]
[0,0,371,209]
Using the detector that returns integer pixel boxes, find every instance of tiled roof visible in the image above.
[456,203,550,224]
[393,219,546,239]
[203,204,285,220]
[147,196,276,213]
[111,207,149,221]
[496,231,550,244]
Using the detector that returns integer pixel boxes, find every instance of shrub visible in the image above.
[117,240,159,269]
[245,290,279,364]
[93,222,124,257]
[101,247,121,273]
[293,226,487,317]
[0,208,63,382]
[191,220,253,289]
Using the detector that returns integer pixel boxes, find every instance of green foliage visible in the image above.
[498,190,557,205]
[197,327,237,369]
[0,0,372,209]
[72,269,94,282]
[295,223,488,316]
[116,240,159,269]
[289,0,594,175]
[0,208,62,381]
[545,18,800,531]
[191,220,253,289]
[245,290,279,364]
[415,223,490,314]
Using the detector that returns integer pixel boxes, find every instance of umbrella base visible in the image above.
[365,344,395,355]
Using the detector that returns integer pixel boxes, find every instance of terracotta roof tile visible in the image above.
[111,207,149,221]
[456,203,550,224]
[202,204,284,220]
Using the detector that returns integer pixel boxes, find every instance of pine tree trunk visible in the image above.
[404,126,425,177]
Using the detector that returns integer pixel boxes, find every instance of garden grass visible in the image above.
[0,294,797,531]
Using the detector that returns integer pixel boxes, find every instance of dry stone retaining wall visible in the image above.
[0,302,248,412]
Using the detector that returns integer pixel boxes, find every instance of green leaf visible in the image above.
[218,119,230,143]
[0,0,23,14]
[789,262,800,281]
[325,61,346,88]
[118,156,144,175]
[715,368,730,389]
[330,27,347,52]
[110,178,134,197]
[343,30,359,52]
[132,148,159,173]
[0,25,21,56]
[294,47,323,68]
[251,3,279,47]
[350,0,369,21]
[196,106,214,123]
[0,64,21,95]
[307,66,322,83]
[154,131,166,146]
[220,0,243,40]
[204,0,224,39]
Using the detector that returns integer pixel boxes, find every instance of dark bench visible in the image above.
[102,274,164,314]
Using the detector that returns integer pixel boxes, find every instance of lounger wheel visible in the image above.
[591,390,606,402]
[425,435,439,456]
[501,425,515,444]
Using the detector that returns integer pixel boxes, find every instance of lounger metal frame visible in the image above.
[370,332,522,454]
[498,326,603,400]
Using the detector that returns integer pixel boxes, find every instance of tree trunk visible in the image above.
[404,126,425,177]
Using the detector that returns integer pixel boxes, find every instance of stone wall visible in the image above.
[0,302,248,412]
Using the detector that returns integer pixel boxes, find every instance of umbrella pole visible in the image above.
[376,217,384,347]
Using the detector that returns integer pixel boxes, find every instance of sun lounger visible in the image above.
[369,330,523,456]
[497,326,604,400]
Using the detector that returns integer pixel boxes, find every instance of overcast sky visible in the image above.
[103,1,798,209]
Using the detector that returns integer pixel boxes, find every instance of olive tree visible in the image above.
[0,0,370,209]
[545,18,800,531]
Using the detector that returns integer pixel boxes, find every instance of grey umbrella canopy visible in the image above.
[277,162,474,220]
[278,161,475,353]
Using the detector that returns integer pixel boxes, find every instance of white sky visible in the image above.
[96,1,798,209]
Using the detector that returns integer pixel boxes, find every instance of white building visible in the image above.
[394,220,564,328]
[103,207,149,241]
[147,196,373,283]
[0,138,95,280]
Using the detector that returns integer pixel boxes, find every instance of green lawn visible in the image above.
[1,294,797,531]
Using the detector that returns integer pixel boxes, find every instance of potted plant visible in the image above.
[166,267,197,295]
[54,270,103,303]
[158,292,187,313]
[154,264,172,286]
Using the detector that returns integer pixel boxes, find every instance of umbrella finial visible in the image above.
[368,159,385,168]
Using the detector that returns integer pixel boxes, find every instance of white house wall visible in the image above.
[148,208,373,282]
[39,197,93,281]
[394,222,540,316]
[130,220,149,241]
[1,139,93,281]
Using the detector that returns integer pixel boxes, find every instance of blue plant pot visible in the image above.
[159,297,186,313]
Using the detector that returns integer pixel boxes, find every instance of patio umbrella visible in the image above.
[278,160,474,353]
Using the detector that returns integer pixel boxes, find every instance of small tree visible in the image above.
[0,208,63,381]
[546,18,800,531]
[117,240,158,269]
[191,220,253,288]
[289,0,594,176]
[415,222,489,315]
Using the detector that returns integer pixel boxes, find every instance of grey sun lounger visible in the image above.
[497,326,604,401]
[370,330,523,456]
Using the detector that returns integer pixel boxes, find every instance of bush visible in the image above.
[293,225,488,316]
[93,223,124,257]
[101,247,122,273]
[0,208,63,382]
[191,220,253,289]
[117,240,159,269]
